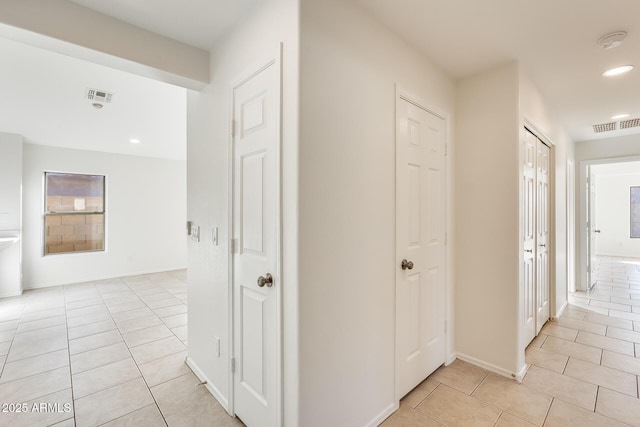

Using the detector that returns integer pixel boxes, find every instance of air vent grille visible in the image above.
[620,118,640,129]
[593,122,617,133]
[86,88,113,104]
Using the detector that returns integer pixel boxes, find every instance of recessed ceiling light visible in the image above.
[129,138,141,144]
[92,103,103,109]
[603,65,634,77]
[612,113,630,120]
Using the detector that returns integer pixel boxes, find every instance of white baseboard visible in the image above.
[456,353,519,381]
[0,290,22,299]
[365,402,397,427]
[446,352,457,366]
[22,266,187,290]
[553,300,568,319]
[514,363,529,383]
[185,356,230,414]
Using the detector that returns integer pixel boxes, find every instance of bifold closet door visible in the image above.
[523,129,550,345]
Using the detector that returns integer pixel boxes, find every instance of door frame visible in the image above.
[393,85,452,405]
[577,156,640,291]
[227,45,283,426]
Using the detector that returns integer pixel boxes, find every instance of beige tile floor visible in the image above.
[0,270,242,427]
[382,256,640,427]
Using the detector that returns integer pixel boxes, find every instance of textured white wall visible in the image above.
[186,0,299,423]
[595,173,640,257]
[518,69,574,370]
[0,132,23,297]
[299,0,454,425]
[455,63,521,376]
[0,132,23,232]
[575,135,640,289]
[22,144,186,288]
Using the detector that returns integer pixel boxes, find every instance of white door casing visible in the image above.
[522,131,536,345]
[588,167,598,288]
[396,97,446,399]
[231,58,280,427]
[536,140,550,334]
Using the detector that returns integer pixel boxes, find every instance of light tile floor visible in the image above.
[0,270,242,427]
[383,256,640,427]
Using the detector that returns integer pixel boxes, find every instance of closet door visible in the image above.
[536,140,550,334]
[523,129,551,345]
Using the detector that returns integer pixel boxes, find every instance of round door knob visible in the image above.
[257,273,273,287]
[401,259,414,270]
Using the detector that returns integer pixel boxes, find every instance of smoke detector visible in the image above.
[86,88,114,108]
[598,31,627,49]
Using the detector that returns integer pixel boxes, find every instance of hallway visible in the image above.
[383,257,640,426]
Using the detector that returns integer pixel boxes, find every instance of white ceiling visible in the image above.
[3,0,640,154]
[352,0,640,142]
[0,37,187,160]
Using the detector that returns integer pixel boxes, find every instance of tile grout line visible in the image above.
[0,302,26,379]
[63,281,79,427]
[116,275,173,427]
[541,397,554,426]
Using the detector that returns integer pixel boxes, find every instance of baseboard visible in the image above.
[365,402,397,427]
[456,353,519,381]
[553,301,568,320]
[0,290,22,299]
[446,352,457,366]
[185,356,230,414]
[22,266,187,290]
[514,363,529,383]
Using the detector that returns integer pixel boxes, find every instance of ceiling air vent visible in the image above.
[593,122,617,133]
[86,88,114,104]
[620,118,640,129]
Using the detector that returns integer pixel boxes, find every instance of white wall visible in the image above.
[0,132,23,231]
[299,1,454,425]
[595,173,640,257]
[519,70,574,318]
[455,63,520,376]
[575,135,640,289]
[0,132,23,297]
[518,69,574,371]
[22,143,186,288]
[186,0,298,423]
[454,63,573,378]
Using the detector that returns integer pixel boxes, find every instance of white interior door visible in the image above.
[588,167,598,288]
[536,140,550,334]
[232,60,280,427]
[522,131,536,345]
[396,97,446,398]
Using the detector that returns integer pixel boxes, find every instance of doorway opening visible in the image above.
[573,158,640,318]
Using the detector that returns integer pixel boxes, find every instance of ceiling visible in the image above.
[3,0,640,152]
[352,0,640,142]
[0,37,187,160]
[68,0,640,143]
